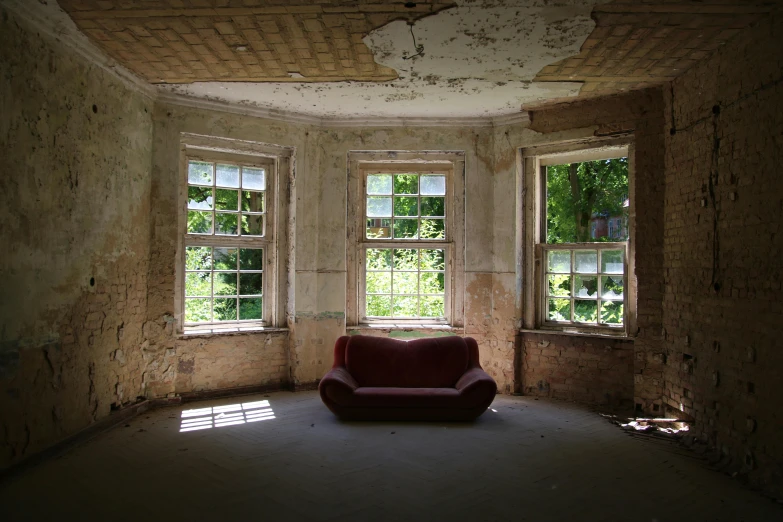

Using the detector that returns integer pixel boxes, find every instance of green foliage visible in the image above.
[365,248,445,318]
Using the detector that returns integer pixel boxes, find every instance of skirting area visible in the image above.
[1,391,780,521]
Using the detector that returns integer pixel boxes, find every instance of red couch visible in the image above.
[318,335,497,421]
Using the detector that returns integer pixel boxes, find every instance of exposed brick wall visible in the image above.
[662,14,783,498]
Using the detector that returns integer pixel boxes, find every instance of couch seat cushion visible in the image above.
[348,387,461,409]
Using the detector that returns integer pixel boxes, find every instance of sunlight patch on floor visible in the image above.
[180,400,276,432]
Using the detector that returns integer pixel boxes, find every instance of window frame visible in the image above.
[346,152,465,328]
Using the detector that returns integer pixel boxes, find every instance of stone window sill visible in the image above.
[349,324,465,337]
[178,326,289,339]
[519,328,634,342]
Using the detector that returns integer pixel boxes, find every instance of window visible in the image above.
[178,134,291,333]
[521,141,634,335]
[347,152,465,327]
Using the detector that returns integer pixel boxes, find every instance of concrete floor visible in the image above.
[1,391,780,522]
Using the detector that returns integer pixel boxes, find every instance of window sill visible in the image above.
[349,324,464,337]
[519,328,634,341]
[179,326,289,339]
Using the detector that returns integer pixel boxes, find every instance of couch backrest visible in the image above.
[345,335,469,388]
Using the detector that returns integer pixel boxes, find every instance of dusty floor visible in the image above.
[1,391,780,522]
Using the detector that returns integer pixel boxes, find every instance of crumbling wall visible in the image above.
[0,6,154,468]
[662,14,783,498]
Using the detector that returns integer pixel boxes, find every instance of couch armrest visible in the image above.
[456,367,497,396]
[321,367,358,391]
[319,367,359,407]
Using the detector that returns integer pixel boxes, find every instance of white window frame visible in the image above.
[520,138,636,337]
[346,151,465,328]
[176,134,292,334]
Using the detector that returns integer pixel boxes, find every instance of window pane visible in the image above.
[394,174,418,194]
[185,298,211,323]
[393,271,418,294]
[367,174,392,195]
[366,219,391,238]
[240,273,263,295]
[394,196,418,216]
[367,196,392,218]
[188,161,212,185]
[366,295,392,317]
[574,275,597,298]
[393,295,418,317]
[547,250,570,273]
[188,186,213,210]
[419,219,444,239]
[574,250,597,273]
[241,191,265,213]
[240,248,263,270]
[367,249,392,270]
[420,197,444,216]
[420,249,445,270]
[214,272,237,296]
[601,250,624,274]
[420,296,445,317]
[393,219,418,239]
[393,249,418,270]
[186,247,212,270]
[215,213,238,235]
[185,272,211,297]
[215,189,239,211]
[601,275,624,299]
[239,298,263,320]
[548,299,570,322]
[214,248,237,270]
[420,272,445,293]
[214,298,237,321]
[601,301,624,324]
[420,175,446,195]
[187,211,212,234]
[243,167,265,190]
[574,300,598,323]
[241,214,264,236]
[216,164,240,188]
[366,271,391,294]
[547,274,571,297]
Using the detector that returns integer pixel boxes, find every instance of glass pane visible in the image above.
[601,275,624,299]
[187,211,212,234]
[188,161,212,185]
[186,246,211,270]
[214,272,237,296]
[393,295,418,317]
[366,271,391,294]
[366,295,391,317]
[394,174,418,194]
[240,248,263,270]
[420,197,444,216]
[215,189,239,211]
[366,219,391,239]
[185,272,211,297]
[574,250,597,273]
[239,298,263,320]
[240,273,263,295]
[547,250,570,273]
[420,271,445,293]
[242,167,265,190]
[420,175,446,195]
[216,164,240,188]
[420,296,445,317]
[394,196,418,217]
[574,275,597,298]
[548,274,571,297]
[367,249,392,270]
[185,298,211,323]
[241,191,264,213]
[601,301,624,324]
[393,271,418,294]
[367,174,392,195]
[393,219,418,239]
[601,250,624,274]
[574,300,598,323]
[215,213,238,235]
[420,249,445,270]
[367,196,392,218]
[188,186,213,210]
[241,214,264,236]
[214,298,237,321]
[548,299,570,322]
[393,249,418,270]
[214,248,237,270]
[419,219,444,239]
